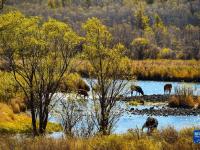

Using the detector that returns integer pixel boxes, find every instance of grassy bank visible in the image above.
[0,127,199,150]
[0,103,62,134]
[72,59,200,82]
[131,60,200,82]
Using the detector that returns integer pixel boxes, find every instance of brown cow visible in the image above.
[142,117,158,135]
[77,89,89,99]
[131,85,144,96]
[164,84,172,95]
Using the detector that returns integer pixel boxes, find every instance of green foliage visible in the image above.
[135,6,151,31]
[158,48,174,59]
[0,11,82,135]
[131,38,151,59]
[1,0,200,60]
[60,73,89,92]
[83,17,132,135]
[0,72,18,102]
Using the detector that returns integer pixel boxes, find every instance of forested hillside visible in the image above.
[2,0,200,59]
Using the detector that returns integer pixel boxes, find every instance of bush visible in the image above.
[0,72,18,103]
[158,48,175,59]
[160,127,179,144]
[168,86,196,108]
[60,73,89,92]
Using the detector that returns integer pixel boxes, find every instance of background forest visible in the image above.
[2,0,200,60]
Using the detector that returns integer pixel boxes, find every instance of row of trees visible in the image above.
[0,11,132,136]
[3,0,200,59]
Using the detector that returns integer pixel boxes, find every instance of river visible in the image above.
[49,80,200,136]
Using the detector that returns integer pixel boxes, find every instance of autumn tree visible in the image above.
[0,11,81,135]
[131,36,161,59]
[83,18,132,135]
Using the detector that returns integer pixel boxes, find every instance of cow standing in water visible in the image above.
[164,84,172,95]
[77,83,90,99]
[131,85,144,96]
[142,117,158,135]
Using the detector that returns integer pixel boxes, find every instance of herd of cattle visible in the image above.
[130,84,172,96]
[78,83,173,98]
[77,82,173,134]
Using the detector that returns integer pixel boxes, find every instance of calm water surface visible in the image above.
[50,80,200,136]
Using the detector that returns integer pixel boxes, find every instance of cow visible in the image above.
[164,84,172,95]
[131,85,144,96]
[142,117,158,134]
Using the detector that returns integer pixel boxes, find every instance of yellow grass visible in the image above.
[0,103,62,134]
[71,59,200,81]
[0,127,199,150]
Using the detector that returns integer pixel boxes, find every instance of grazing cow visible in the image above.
[131,85,144,96]
[77,81,90,99]
[77,89,89,99]
[142,117,158,134]
[164,84,172,95]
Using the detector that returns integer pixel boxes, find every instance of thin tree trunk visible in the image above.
[30,93,38,136]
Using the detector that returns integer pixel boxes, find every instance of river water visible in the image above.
[50,80,200,136]
[116,80,200,133]
[125,80,200,96]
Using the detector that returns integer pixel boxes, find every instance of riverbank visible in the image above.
[0,127,199,150]
[71,59,200,82]
[130,106,200,116]
[122,94,171,102]
[122,94,199,103]
[0,103,62,134]
[124,94,200,116]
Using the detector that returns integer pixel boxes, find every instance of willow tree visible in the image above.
[83,18,132,135]
[0,11,81,135]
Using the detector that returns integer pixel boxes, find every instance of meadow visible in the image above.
[0,127,199,150]
[71,59,200,82]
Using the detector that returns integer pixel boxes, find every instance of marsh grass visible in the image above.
[0,127,199,150]
[71,59,200,82]
[168,86,199,108]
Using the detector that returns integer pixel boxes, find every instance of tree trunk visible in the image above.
[30,93,38,136]
[99,106,109,135]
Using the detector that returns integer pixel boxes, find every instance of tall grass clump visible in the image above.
[168,86,197,108]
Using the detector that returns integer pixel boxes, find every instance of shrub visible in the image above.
[168,96,180,107]
[158,48,174,59]
[168,86,196,108]
[0,72,18,103]
[60,73,89,93]
[160,127,178,144]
